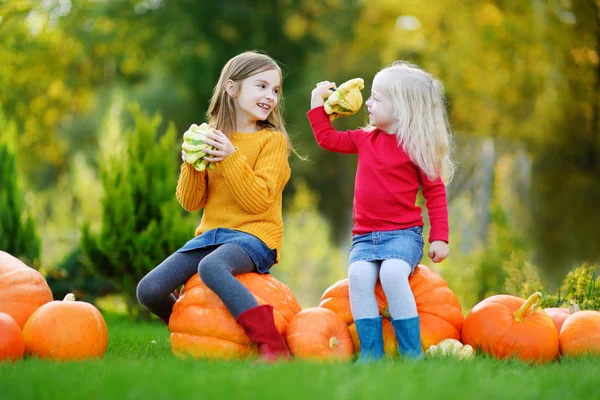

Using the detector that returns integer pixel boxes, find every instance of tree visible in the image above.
[80,106,197,316]
[0,116,40,266]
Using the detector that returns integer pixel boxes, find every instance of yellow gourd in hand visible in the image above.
[324,78,365,121]
[182,123,217,172]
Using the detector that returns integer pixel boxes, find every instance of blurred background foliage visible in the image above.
[1,0,599,314]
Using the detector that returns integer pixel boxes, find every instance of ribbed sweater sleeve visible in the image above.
[217,132,290,214]
[176,162,208,212]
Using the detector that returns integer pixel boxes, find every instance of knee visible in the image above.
[198,259,226,288]
[136,278,160,307]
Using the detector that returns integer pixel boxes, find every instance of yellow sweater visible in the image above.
[176,129,291,263]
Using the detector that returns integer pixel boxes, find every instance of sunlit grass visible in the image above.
[0,314,598,400]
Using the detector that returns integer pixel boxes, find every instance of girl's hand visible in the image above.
[203,129,236,162]
[311,81,336,109]
[428,240,449,263]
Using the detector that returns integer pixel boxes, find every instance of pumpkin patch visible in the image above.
[22,293,108,360]
[559,310,600,357]
[462,292,559,363]
[0,312,25,362]
[544,305,580,334]
[0,251,53,329]
[285,308,354,361]
[319,264,464,355]
[170,273,301,360]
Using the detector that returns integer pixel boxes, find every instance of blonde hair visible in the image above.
[206,50,297,155]
[375,61,455,184]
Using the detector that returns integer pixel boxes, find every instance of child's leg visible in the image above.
[197,243,257,318]
[198,243,290,361]
[379,259,417,319]
[380,259,423,359]
[348,261,380,319]
[136,248,214,324]
[349,260,385,362]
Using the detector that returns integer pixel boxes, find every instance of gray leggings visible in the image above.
[136,244,258,320]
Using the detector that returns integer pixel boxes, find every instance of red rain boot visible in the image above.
[236,304,292,362]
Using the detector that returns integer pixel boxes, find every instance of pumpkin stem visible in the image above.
[569,304,580,314]
[329,337,339,349]
[63,293,76,302]
[513,292,542,322]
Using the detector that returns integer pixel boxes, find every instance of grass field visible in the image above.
[1,314,598,400]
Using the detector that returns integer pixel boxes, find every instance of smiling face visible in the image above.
[230,69,281,126]
[365,71,396,133]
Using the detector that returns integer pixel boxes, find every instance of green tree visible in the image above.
[80,106,196,316]
[0,117,40,266]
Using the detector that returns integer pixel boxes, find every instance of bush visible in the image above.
[80,105,197,316]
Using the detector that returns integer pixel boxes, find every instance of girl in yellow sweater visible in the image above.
[136,51,293,361]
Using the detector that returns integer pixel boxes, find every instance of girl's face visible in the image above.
[231,69,281,124]
[365,72,395,133]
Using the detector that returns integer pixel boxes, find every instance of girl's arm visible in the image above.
[419,170,449,244]
[176,163,208,211]
[307,81,359,154]
[218,132,290,214]
[307,106,359,154]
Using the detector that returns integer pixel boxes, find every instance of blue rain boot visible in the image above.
[391,316,424,359]
[354,316,385,363]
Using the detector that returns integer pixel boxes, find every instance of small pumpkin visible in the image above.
[23,293,108,360]
[559,310,600,357]
[0,251,53,329]
[319,264,464,356]
[285,308,354,362]
[0,312,25,362]
[544,305,580,334]
[462,292,558,363]
[170,273,301,360]
[425,338,475,360]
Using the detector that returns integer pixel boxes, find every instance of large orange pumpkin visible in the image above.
[0,312,25,362]
[544,305,579,334]
[0,251,53,329]
[319,264,464,355]
[170,273,301,360]
[559,310,600,357]
[462,292,558,363]
[23,293,108,360]
[285,308,354,361]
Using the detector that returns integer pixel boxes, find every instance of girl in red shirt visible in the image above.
[307,61,455,361]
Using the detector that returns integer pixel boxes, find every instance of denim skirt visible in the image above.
[177,228,276,273]
[349,226,425,271]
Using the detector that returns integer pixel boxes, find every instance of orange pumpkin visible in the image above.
[286,308,354,361]
[23,293,108,360]
[0,312,25,362]
[319,264,464,355]
[544,305,580,334]
[462,292,558,363]
[170,273,301,360]
[0,251,53,329]
[559,310,600,357]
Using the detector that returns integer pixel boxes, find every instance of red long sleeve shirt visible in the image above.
[307,106,449,243]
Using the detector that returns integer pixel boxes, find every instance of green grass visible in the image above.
[1,314,598,400]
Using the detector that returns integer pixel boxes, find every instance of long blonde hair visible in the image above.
[206,51,296,154]
[376,61,455,184]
